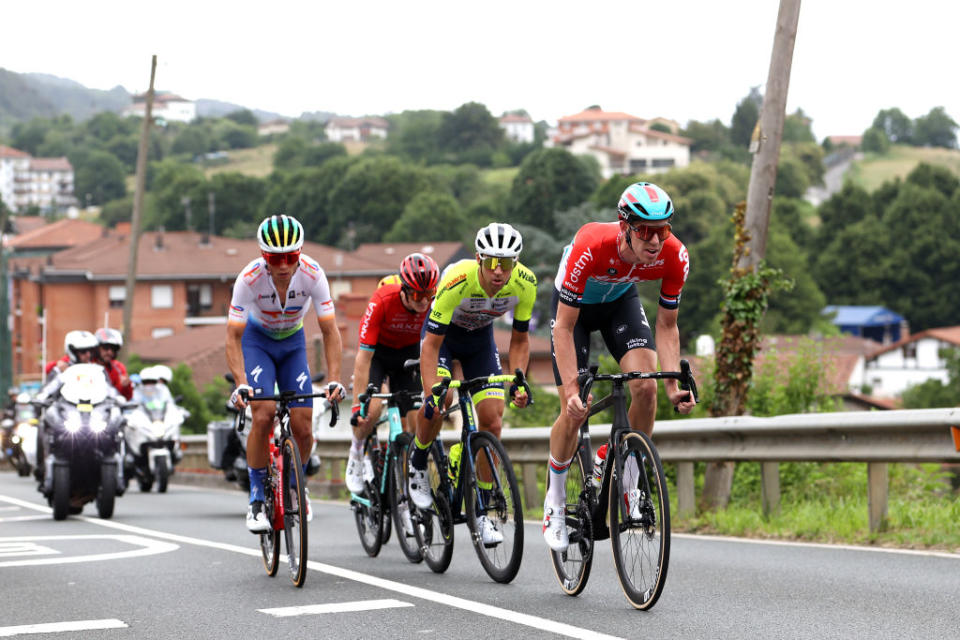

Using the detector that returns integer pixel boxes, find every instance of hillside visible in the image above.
[846,145,960,192]
[0,69,60,129]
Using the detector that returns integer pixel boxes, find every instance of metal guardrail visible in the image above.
[182,408,960,531]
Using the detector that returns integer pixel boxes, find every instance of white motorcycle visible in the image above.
[123,383,186,493]
[2,393,39,477]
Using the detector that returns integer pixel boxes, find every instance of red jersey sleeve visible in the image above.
[658,238,690,309]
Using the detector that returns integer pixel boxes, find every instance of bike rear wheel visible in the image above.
[609,431,670,610]
[280,436,308,587]
[353,434,385,557]
[464,431,523,583]
[548,448,594,596]
[388,432,423,563]
[260,471,280,577]
[410,441,454,574]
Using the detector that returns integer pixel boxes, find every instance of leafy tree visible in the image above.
[215,120,257,149]
[225,109,258,127]
[208,172,267,234]
[905,162,958,197]
[84,112,132,143]
[506,148,597,226]
[273,136,308,170]
[682,119,730,153]
[437,102,504,165]
[425,164,484,207]
[782,109,816,143]
[815,182,874,243]
[762,229,826,334]
[302,142,347,167]
[812,216,890,305]
[70,148,127,205]
[901,348,960,408]
[774,156,810,198]
[872,107,913,143]
[105,134,140,173]
[785,142,825,186]
[912,106,958,149]
[148,160,208,230]
[649,122,672,134]
[386,109,444,163]
[383,191,471,243]
[730,87,762,147]
[11,118,54,155]
[861,127,890,153]
[167,364,214,434]
[770,197,815,255]
[171,122,215,156]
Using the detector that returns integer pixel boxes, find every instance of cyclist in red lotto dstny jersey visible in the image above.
[542,182,697,553]
[344,253,439,495]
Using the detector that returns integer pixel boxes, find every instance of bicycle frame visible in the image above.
[350,392,413,509]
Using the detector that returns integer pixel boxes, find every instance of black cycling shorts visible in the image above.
[368,343,422,415]
[550,286,654,386]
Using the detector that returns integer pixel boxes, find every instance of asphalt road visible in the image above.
[0,471,956,639]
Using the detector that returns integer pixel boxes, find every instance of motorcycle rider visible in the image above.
[94,328,134,400]
[44,330,98,379]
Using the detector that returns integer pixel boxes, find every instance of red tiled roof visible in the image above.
[628,123,693,145]
[0,145,30,159]
[868,326,960,358]
[7,219,106,250]
[327,117,389,129]
[29,157,72,172]
[10,216,47,234]
[500,114,533,124]
[588,145,627,158]
[351,241,467,270]
[558,109,645,123]
[827,135,862,146]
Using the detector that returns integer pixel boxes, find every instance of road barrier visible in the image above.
[183,408,960,532]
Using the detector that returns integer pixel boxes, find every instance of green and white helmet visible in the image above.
[257,214,304,253]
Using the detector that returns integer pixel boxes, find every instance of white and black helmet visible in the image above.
[64,330,98,363]
[475,223,523,258]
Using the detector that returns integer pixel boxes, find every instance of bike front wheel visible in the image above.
[280,436,308,587]
[260,470,280,577]
[548,448,594,596]
[409,441,454,574]
[388,433,423,563]
[464,431,524,584]
[353,434,384,557]
[609,431,670,610]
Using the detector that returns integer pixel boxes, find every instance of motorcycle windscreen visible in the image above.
[59,364,111,405]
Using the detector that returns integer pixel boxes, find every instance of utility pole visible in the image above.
[182,196,192,231]
[703,0,802,510]
[206,191,215,244]
[0,205,11,398]
[121,55,157,354]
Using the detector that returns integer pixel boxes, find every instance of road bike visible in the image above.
[407,369,531,583]
[549,360,698,609]
[350,360,423,563]
[237,388,339,588]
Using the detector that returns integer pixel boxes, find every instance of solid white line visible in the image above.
[0,535,179,568]
[258,599,414,617]
[673,532,960,560]
[0,494,623,640]
[0,618,127,637]
[0,515,49,524]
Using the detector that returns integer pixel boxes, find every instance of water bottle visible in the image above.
[447,442,462,483]
[591,443,608,489]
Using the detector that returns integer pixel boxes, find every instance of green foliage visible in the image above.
[165,364,213,434]
[225,109,258,127]
[386,110,444,163]
[730,87,762,148]
[383,191,471,243]
[148,160,207,230]
[872,108,913,143]
[682,119,730,154]
[746,338,839,416]
[774,156,810,198]
[782,109,816,143]
[902,348,960,408]
[506,148,598,226]
[273,138,345,170]
[436,102,504,166]
[70,148,127,205]
[861,127,890,153]
[208,172,267,234]
[912,106,958,149]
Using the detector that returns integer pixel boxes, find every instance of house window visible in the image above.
[151,284,173,309]
[629,159,648,172]
[330,280,351,300]
[903,343,917,360]
[652,158,675,168]
[151,327,174,339]
[109,285,126,309]
[187,284,213,316]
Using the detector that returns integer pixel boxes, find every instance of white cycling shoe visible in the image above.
[407,467,433,509]
[625,488,642,521]
[345,452,365,494]
[398,503,415,537]
[246,501,271,533]
[542,499,568,552]
[476,515,503,547]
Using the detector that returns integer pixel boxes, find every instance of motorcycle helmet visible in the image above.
[94,327,123,350]
[152,365,173,385]
[64,330,98,363]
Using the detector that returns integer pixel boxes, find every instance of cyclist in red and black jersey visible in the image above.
[542,181,697,552]
[345,253,439,494]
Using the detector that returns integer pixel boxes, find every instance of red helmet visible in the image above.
[398,253,439,293]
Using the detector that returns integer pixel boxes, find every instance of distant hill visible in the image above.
[194,98,289,123]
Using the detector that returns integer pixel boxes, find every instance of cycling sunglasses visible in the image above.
[262,250,301,266]
[403,286,437,302]
[480,256,516,271]
[627,222,672,242]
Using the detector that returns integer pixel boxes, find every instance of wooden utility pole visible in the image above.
[702,0,802,510]
[121,55,157,353]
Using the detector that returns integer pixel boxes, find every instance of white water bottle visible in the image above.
[591,443,608,488]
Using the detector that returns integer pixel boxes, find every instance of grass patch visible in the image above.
[204,144,277,178]
[482,167,519,189]
[847,145,960,192]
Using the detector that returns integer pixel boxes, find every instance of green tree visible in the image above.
[215,120,257,149]
[167,363,214,434]
[872,107,913,143]
[70,148,127,205]
[730,87,762,147]
[901,348,960,408]
[782,109,816,143]
[383,191,471,243]
[225,109,258,127]
[774,156,810,198]
[302,142,347,167]
[506,148,597,226]
[386,110,444,162]
[84,112,132,143]
[171,123,214,156]
[906,162,959,198]
[105,134,140,173]
[11,118,55,155]
[273,136,308,170]
[681,119,730,153]
[912,106,958,149]
[763,229,826,334]
[861,127,890,153]
[209,172,267,234]
[437,102,504,166]
[148,160,208,230]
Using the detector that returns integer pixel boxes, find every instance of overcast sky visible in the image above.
[2,0,957,140]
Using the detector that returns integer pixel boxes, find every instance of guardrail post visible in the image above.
[761,462,780,517]
[676,462,695,517]
[521,462,540,509]
[867,462,888,532]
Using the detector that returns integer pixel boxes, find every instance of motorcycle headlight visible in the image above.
[152,421,166,438]
[89,411,108,434]
[64,412,83,433]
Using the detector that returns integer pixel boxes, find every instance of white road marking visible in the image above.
[0,618,127,637]
[259,599,414,617]
[0,535,179,568]
[0,494,624,640]
[0,515,48,524]
[0,506,21,512]
[0,542,60,558]
[673,532,960,560]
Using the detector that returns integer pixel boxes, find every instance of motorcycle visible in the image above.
[123,383,186,493]
[207,373,332,491]
[2,394,39,477]
[34,364,126,520]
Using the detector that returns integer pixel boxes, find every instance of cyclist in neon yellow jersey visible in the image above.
[407,223,535,546]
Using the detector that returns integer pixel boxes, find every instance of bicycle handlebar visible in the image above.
[354,384,423,425]
[577,359,700,409]
[236,388,341,434]
[430,368,533,408]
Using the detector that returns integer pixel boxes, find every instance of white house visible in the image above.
[325,117,388,143]
[548,107,691,178]
[0,146,76,213]
[123,92,197,123]
[856,326,960,398]
[499,114,535,144]
[257,119,290,136]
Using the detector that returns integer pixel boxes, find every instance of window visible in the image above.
[629,159,648,172]
[109,285,125,309]
[903,343,917,360]
[151,284,173,309]
[330,280,352,300]
[652,158,676,168]
[187,284,213,316]
[151,328,174,339]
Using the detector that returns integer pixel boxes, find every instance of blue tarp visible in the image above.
[822,305,905,342]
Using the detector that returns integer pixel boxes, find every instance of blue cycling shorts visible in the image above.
[241,324,313,408]
[433,324,505,404]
